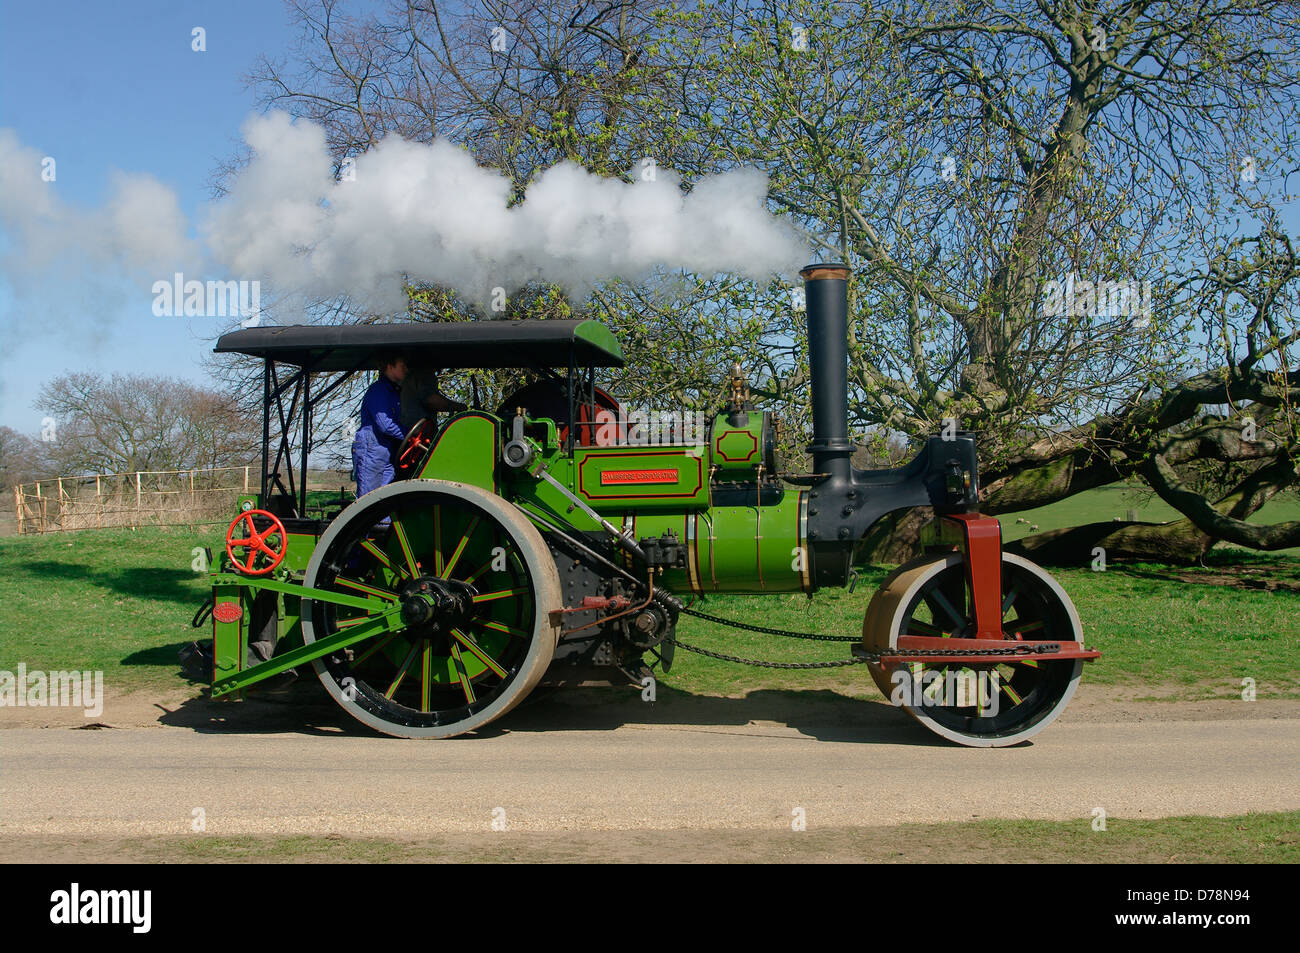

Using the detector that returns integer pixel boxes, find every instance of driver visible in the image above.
[351,353,409,498]
[401,362,467,433]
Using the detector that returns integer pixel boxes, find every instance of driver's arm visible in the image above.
[424,390,467,414]
[374,405,407,442]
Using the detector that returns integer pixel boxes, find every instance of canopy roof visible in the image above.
[214,318,624,370]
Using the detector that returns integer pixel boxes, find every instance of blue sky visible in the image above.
[0,0,294,432]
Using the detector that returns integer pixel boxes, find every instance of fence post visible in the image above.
[16,465,247,534]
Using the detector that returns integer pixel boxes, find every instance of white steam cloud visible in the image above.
[0,128,201,297]
[1,112,807,320]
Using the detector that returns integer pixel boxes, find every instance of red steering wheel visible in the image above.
[396,418,438,477]
[225,509,288,575]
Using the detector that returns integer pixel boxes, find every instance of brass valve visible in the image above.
[727,360,750,413]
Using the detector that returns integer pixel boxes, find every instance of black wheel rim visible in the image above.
[894,560,1079,739]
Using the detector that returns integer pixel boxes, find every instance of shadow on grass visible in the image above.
[1109,561,1300,592]
[155,677,970,747]
[16,560,204,608]
[122,643,199,667]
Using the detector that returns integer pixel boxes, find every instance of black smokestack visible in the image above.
[800,263,852,481]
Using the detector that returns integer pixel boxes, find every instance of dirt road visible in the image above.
[2,686,1296,838]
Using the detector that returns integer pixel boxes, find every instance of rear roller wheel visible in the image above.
[864,552,1083,747]
[301,481,562,738]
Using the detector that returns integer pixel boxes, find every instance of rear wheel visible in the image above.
[864,552,1083,747]
[301,481,562,738]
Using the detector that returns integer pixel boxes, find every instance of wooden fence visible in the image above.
[14,467,253,533]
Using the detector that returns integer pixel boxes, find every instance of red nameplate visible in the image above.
[212,602,243,623]
[600,468,679,485]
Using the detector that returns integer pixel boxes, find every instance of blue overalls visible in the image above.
[351,376,406,498]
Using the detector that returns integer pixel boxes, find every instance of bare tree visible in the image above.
[35,373,260,477]
[244,0,674,183]
[0,426,50,490]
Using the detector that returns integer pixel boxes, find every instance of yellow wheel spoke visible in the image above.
[1001,680,1025,705]
[922,676,943,704]
[461,556,496,585]
[1001,584,1021,619]
[359,539,407,579]
[352,632,398,666]
[449,642,476,704]
[928,590,966,629]
[335,577,399,602]
[452,628,508,679]
[472,587,528,604]
[385,643,420,699]
[433,506,444,575]
[319,614,396,656]
[391,518,421,578]
[474,619,529,639]
[336,614,375,628]
[443,515,479,578]
[421,643,432,713]
[902,662,924,697]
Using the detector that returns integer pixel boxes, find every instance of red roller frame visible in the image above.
[942,512,1005,639]
[883,512,1101,663]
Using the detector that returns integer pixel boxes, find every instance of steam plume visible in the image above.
[1,112,808,319]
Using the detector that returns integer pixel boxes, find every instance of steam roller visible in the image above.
[192,261,1099,746]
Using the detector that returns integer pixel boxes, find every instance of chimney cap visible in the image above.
[799,262,851,281]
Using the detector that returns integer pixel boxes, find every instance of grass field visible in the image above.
[10,809,1296,863]
[1,485,1296,701]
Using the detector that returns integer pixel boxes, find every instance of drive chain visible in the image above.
[669,604,1062,670]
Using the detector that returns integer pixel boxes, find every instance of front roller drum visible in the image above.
[864,552,1085,747]
[301,480,563,738]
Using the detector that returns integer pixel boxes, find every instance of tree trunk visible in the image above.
[861,507,1220,567]
[859,507,933,564]
[1004,520,1216,566]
